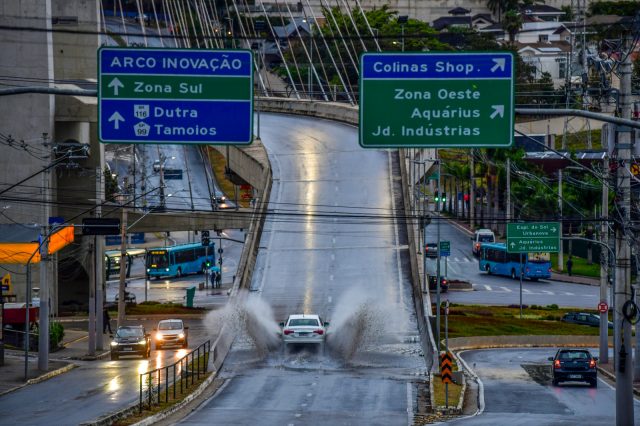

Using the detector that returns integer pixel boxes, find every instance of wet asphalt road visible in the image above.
[454,348,640,425]
[176,113,425,426]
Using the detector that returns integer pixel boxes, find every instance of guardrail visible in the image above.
[138,340,212,412]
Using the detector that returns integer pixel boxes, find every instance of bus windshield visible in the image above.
[147,251,168,268]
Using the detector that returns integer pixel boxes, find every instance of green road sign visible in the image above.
[440,241,451,253]
[506,222,560,253]
[359,52,514,148]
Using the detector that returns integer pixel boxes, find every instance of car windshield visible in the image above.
[289,318,319,327]
[159,321,182,330]
[116,327,144,338]
[479,235,494,242]
[559,351,589,360]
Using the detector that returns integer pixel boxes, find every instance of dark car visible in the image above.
[110,325,151,360]
[561,312,613,329]
[425,243,438,258]
[549,348,598,387]
[428,275,448,293]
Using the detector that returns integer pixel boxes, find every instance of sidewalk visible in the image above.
[0,328,110,397]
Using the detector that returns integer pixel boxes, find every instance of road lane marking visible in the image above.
[562,292,575,296]
[541,290,554,295]
[500,286,512,292]
[406,382,414,426]
[522,289,532,293]
[484,285,492,291]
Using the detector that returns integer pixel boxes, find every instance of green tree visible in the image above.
[104,167,118,202]
[502,10,523,45]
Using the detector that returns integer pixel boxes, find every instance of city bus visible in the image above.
[479,242,552,281]
[146,243,215,279]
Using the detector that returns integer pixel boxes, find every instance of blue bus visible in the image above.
[146,243,215,279]
[479,242,551,281]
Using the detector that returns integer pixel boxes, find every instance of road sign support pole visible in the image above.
[117,204,127,328]
[436,157,441,353]
[445,306,449,408]
[519,253,523,320]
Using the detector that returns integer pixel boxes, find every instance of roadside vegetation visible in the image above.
[432,377,463,408]
[437,304,611,338]
[550,253,600,278]
[206,147,250,208]
[121,301,207,316]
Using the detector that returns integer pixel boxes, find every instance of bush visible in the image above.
[50,321,65,349]
[546,304,559,310]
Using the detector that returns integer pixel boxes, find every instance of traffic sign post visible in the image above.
[359,52,514,148]
[439,240,451,257]
[440,351,453,408]
[98,48,253,145]
[506,222,560,253]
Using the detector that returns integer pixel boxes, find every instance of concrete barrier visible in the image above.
[447,335,612,351]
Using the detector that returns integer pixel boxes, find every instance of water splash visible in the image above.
[204,290,281,357]
[328,286,409,360]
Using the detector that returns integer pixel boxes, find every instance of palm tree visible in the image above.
[502,10,523,45]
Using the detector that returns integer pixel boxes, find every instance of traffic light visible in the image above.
[442,192,447,203]
[201,230,210,247]
[434,191,439,202]
[205,259,211,267]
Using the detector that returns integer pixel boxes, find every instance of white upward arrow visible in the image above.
[490,105,505,119]
[108,77,124,96]
[108,111,124,130]
[491,58,506,72]
[510,242,515,248]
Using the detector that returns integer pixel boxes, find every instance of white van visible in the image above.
[471,229,495,256]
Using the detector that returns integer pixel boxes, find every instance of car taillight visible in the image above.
[283,329,294,335]
[313,329,324,335]
[554,359,561,369]
[548,268,552,272]
[589,359,596,368]
[442,279,447,285]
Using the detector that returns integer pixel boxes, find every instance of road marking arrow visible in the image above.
[491,58,506,72]
[108,111,124,130]
[490,105,504,119]
[108,77,124,96]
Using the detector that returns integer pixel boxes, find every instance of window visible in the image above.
[557,58,567,79]
[289,319,319,327]
[538,34,549,43]
[147,252,168,268]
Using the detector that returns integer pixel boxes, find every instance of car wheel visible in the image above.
[176,268,182,278]
[486,265,491,275]
[511,269,517,280]
[590,379,598,388]
[182,340,188,349]
[111,352,118,361]
[552,379,558,386]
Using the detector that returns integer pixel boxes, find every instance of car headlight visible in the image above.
[178,333,185,339]
[165,268,169,271]
[146,268,150,272]
[156,333,163,340]
[138,339,147,345]
[111,341,118,346]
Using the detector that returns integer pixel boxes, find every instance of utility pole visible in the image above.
[117,192,128,327]
[506,157,511,226]
[614,45,633,425]
[558,169,564,272]
[95,168,104,351]
[600,158,609,364]
[88,239,96,356]
[38,133,51,372]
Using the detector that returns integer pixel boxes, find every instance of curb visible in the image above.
[131,371,217,426]
[0,362,76,397]
[597,366,640,397]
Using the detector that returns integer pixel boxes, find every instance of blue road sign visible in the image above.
[98,47,253,145]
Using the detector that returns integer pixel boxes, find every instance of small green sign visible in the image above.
[440,241,451,252]
[506,222,560,253]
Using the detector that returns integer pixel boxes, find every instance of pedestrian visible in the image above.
[210,269,216,287]
[216,271,222,288]
[103,307,112,334]
[566,256,573,276]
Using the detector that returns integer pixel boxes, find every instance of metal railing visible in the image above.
[139,340,212,412]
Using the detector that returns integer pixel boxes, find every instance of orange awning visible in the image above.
[0,225,74,264]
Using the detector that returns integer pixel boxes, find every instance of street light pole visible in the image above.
[436,154,442,353]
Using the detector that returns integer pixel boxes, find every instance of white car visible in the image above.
[280,314,328,349]
[154,319,188,349]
